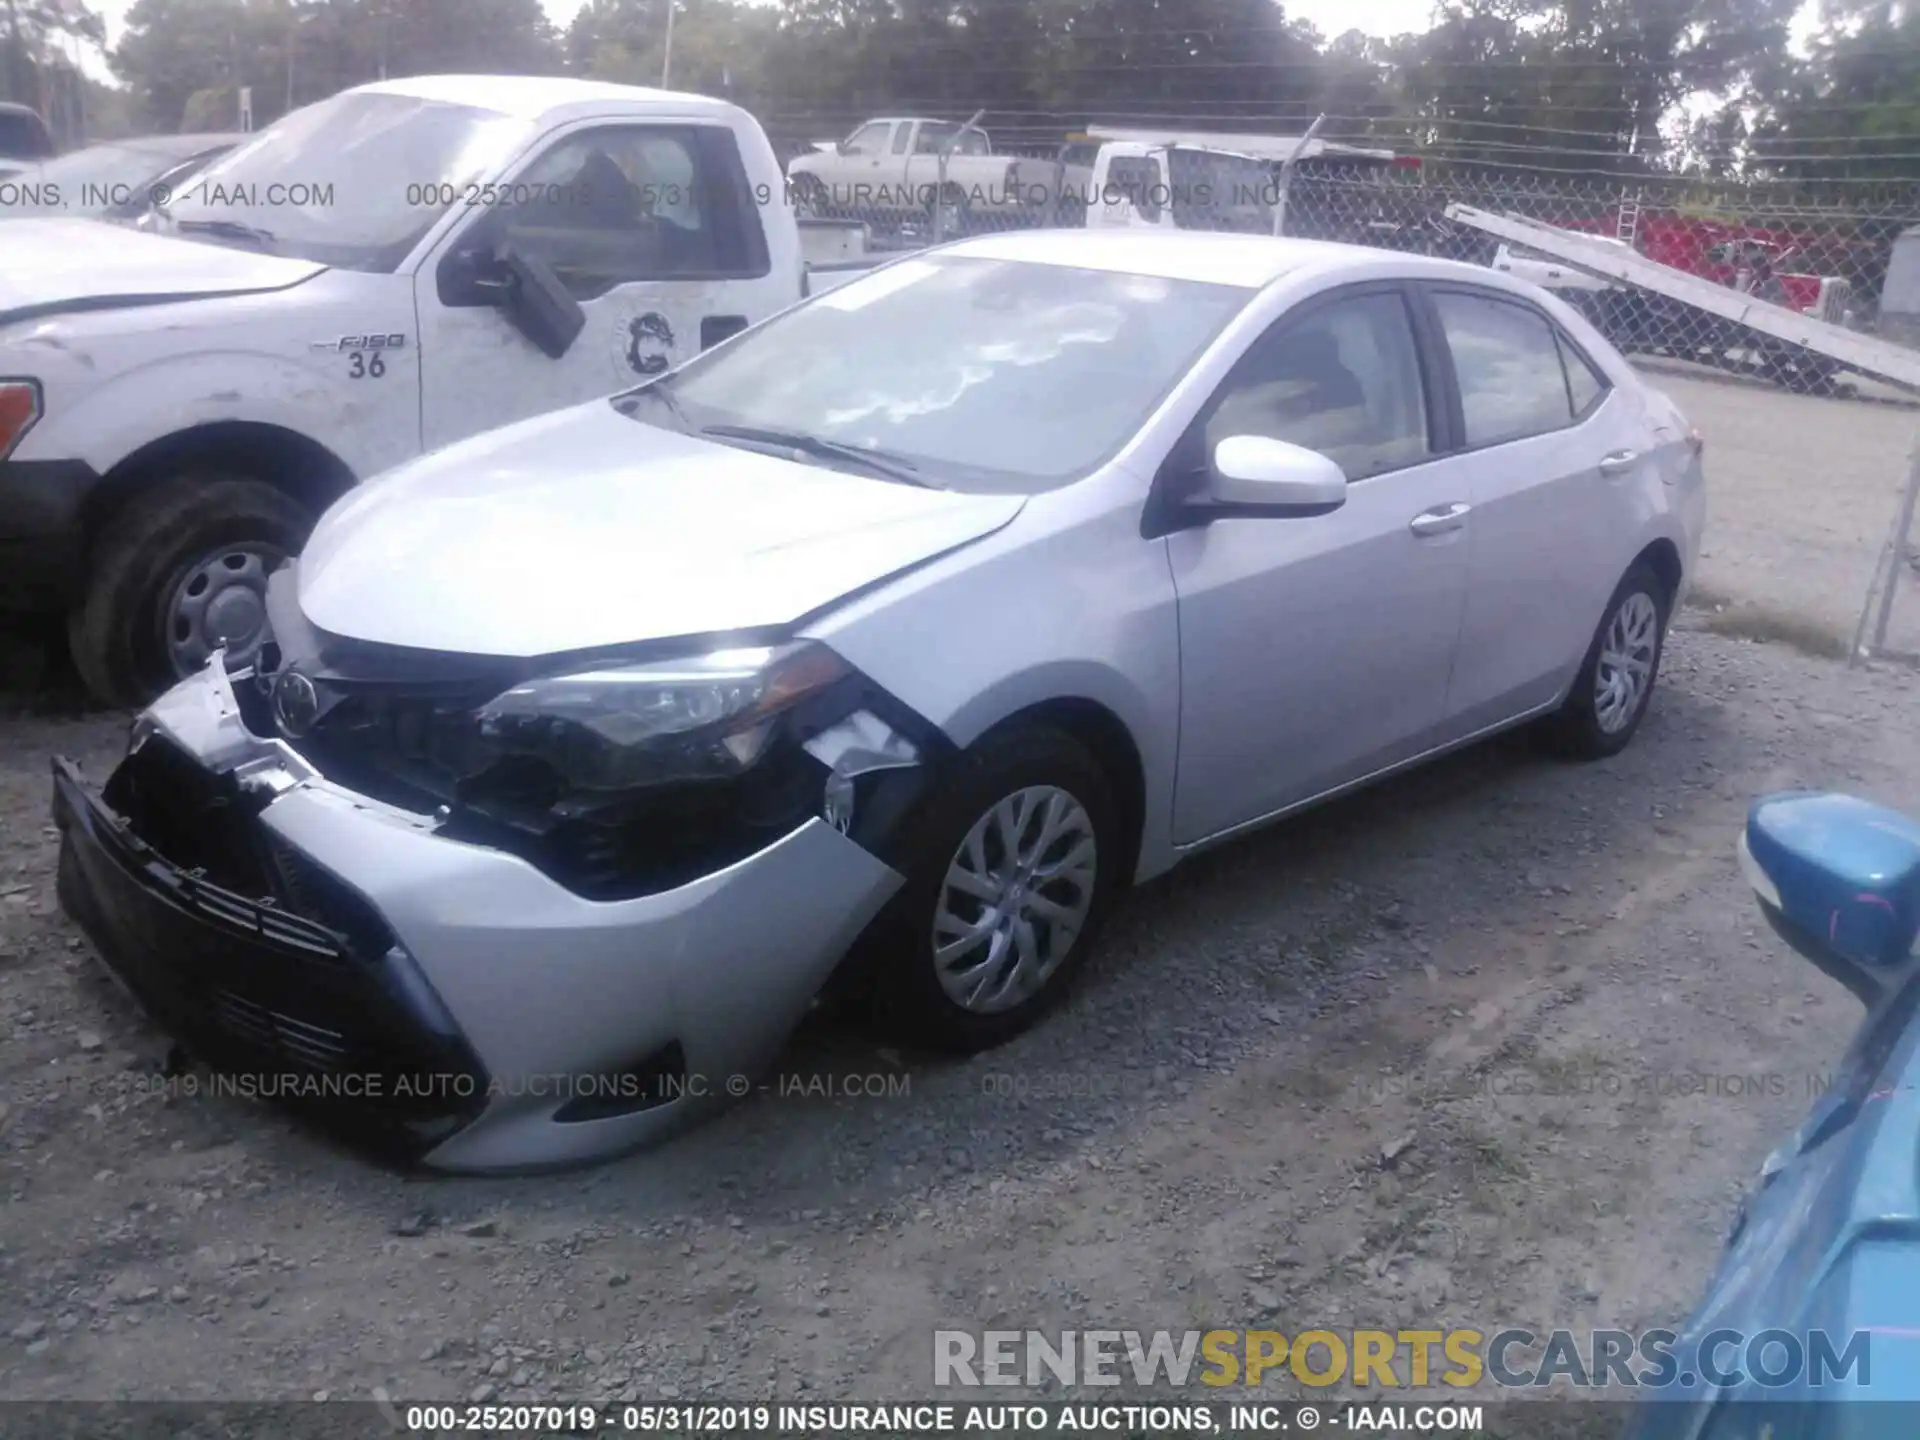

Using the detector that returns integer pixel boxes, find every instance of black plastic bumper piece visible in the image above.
[50,753,491,1166]
[0,457,101,610]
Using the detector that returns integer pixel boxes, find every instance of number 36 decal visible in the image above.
[347,351,386,379]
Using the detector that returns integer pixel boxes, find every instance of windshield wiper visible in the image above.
[176,218,278,252]
[699,424,938,488]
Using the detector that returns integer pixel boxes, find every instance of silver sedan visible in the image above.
[53,229,1705,1171]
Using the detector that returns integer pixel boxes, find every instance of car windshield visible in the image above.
[158,90,535,271]
[1,143,186,216]
[628,255,1252,492]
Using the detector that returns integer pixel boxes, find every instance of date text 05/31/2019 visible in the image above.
[400,1402,1486,1434]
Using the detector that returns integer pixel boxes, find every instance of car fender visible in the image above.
[8,272,423,483]
[24,347,391,482]
[803,483,1184,885]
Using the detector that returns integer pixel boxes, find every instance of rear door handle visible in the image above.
[1409,502,1471,537]
[1599,449,1639,476]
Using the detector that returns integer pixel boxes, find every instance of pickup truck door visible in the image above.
[822,120,896,201]
[414,120,778,451]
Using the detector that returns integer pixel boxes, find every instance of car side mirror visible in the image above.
[487,242,586,360]
[1201,435,1348,516]
[1742,791,1920,1007]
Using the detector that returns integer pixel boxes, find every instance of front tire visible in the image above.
[68,472,312,709]
[863,724,1122,1052]
[1541,561,1670,760]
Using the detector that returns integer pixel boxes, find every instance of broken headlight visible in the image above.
[470,641,854,795]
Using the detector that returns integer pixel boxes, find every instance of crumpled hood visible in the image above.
[0,218,324,326]
[296,399,1026,657]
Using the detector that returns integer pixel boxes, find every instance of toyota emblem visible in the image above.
[272,670,320,737]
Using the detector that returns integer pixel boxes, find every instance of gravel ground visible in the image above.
[2,620,1916,1404]
[1644,365,1920,659]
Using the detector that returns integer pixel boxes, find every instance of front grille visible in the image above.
[104,733,394,959]
[210,989,351,1072]
[66,750,494,1156]
[104,732,279,897]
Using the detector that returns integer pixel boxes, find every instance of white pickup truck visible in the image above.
[785,116,1084,225]
[0,74,859,705]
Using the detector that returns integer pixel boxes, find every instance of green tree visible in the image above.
[1744,1,1920,181]
[3,0,106,143]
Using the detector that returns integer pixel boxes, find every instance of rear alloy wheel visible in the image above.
[1541,561,1669,760]
[864,725,1121,1052]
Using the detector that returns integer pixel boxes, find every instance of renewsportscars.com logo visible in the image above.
[933,1328,1871,1391]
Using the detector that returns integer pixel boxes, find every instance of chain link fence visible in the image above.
[774,116,1920,659]
[773,121,1920,402]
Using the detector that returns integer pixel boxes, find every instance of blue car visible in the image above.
[1626,792,1920,1439]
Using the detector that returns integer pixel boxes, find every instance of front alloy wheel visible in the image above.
[932,785,1098,1015]
[861,724,1121,1052]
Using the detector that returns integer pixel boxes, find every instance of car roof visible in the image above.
[940,228,1499,291]
[353,74,741,124]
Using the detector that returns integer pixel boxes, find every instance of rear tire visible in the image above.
[68,473,313,709]
[1539,561,1670,760]
[861,724,1122,1053]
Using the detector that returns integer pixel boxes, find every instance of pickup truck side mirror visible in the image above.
[439,239,585,359]
[494,244,586,359]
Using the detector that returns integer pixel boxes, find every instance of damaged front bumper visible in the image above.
[51,661,906,1173]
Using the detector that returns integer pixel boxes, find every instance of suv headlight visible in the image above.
[0,379,42,460]
[471,640,854,794]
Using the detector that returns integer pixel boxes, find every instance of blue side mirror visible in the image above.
[1742,792,1920,1005]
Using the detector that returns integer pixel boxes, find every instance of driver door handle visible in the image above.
[1599,449,1639,476]
[1409,502,1471,537]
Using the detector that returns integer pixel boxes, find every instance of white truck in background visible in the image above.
[785,116,1089,228]
[0,74,874,707]
[1072,127,1400,235]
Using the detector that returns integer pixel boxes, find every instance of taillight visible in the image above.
[0,379,42,459]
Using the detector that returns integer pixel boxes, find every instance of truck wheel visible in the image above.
[68,473,313,709]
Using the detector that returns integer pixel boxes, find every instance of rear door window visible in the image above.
[1432,290,1609,447]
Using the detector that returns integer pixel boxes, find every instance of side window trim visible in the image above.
[1554,327,1613,423]
[1417,281,1612,454]
[1141,280,1433,540]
